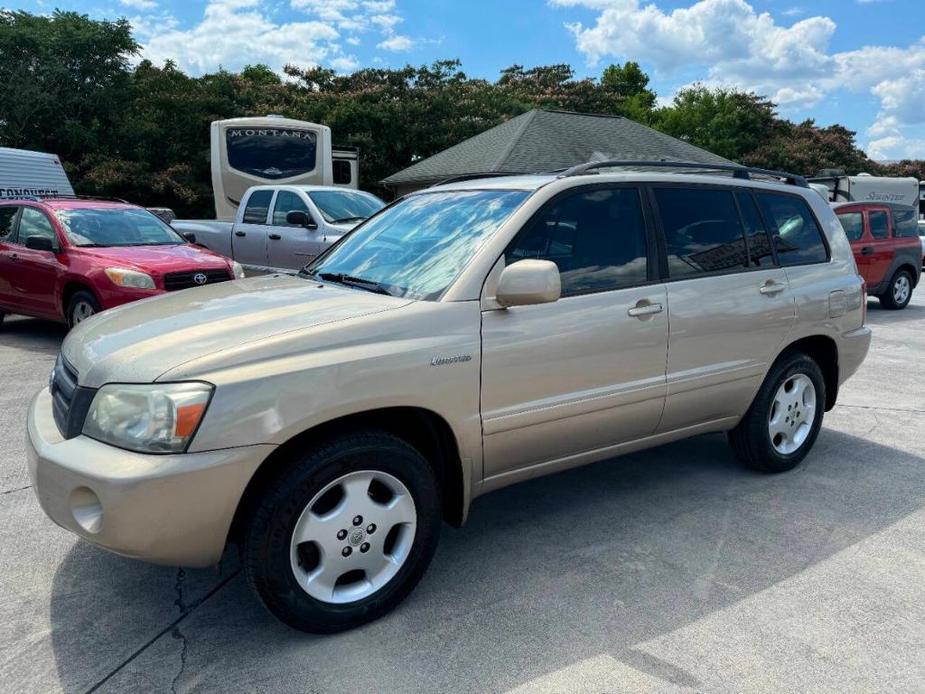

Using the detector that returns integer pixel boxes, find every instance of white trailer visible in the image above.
[808,173,919,207]
[211,115,359,220]
[0,147,74,199]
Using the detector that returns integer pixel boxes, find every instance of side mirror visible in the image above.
[182,232,197,244]
[24,235,56,252]
[495,259,561,307]
[286,210,318,230]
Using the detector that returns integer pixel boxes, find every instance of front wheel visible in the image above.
[880,269,913,310]
[66,290,101,328]
[243,431,441,633]
[728,353,826,473]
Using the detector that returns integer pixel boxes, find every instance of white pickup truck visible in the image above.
[172,185,384,273]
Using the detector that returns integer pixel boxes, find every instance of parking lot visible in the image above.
[0,295,923,693]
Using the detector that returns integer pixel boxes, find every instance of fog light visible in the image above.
[69,487,103,534]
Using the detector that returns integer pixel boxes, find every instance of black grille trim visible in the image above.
[50,356,96,439]
[163,269,232,291]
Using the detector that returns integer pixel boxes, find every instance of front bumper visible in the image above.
[26,387,274,567]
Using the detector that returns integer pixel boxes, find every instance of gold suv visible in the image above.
[27,162,871,632]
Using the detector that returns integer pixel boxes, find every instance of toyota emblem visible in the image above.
[193,272,208,286]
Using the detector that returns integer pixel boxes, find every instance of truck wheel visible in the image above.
[880,269,913,310]
[728,352,825,473]
[67,291,100,328]
[243,431,441,633]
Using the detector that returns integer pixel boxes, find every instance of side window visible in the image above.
[0,207,19,240]
[836,211,864,241]
[893,207,919,238]
[736,192,774,267]
[272,191,311,226]
[755,193,828,266]
[242,190,273,224]
[655,187,747,277]
[505,187,648,296]
[333,160,352,185]
[19,208,57,243]
[868,210,890,239]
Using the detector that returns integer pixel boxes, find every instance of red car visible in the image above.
[834,202,922,310]
[0,198,244,328]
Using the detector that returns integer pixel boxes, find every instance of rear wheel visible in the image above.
[728,352,826,473]
[66,291,100,328]
[880,269,913,310]
[243,431,441,633]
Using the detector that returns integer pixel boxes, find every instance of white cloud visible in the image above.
[552,0,925,158]
[377,34,413,51]
[120,0,158,9]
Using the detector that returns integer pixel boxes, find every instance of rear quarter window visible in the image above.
[756,193,828,266]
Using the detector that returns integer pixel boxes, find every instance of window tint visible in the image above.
[0,207,18,239]
[333,160,352,185]
[225,127,317,180]
[655,188,747,277]
[894,208,919,238]
[271,191,310,226]
[836,211,864,241]
[505,187,648,295]
[19,208,57,243]
[868,210,889,239]
[242,190,273,224]
[736,192,774,267]
[756,193,828,265]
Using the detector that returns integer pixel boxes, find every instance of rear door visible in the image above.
[267,190,322,271]
[5,206,63,318]
[651,186,795,433]
[480,185,669,480]
[231,190,273,271]
[863,207,895,289]
[0,205,21,309]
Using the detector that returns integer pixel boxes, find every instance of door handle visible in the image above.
[627,301,663,318]
[234,230,246,237]
[268,233,282,240]
[860,246,873,256]
[8,253,18,262]
[759,281,786,296]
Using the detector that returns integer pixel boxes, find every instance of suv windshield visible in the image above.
[307,191,384,224]
[56,208,186,247]
[303,189,529,299]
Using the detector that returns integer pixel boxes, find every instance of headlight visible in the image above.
[105,267,155,289]
[83,382,213,453]
[231,261,246,280]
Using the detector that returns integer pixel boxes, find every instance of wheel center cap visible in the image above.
[348,528,366,546]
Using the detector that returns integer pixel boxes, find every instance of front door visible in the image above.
[863,208,895,289]
[268,190,322,271]
[480,185,668,481]
[651,187,796,432]
[232,189,273,271]
[6,206,62,318]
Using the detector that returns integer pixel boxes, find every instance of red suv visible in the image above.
[834,202,922,310]
[0,198,244,328]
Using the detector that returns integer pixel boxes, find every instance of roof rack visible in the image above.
[558,160,809,187]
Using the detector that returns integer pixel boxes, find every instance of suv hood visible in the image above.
[62,275,411,387]
[72,244,230,273]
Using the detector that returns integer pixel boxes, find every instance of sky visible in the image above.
[21,0,925,160]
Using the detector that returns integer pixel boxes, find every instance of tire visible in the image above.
[879,269,913,310]
[66,290,101,328]
[728,352,826,473]
[243,431,441,633]
[0,311,4,328]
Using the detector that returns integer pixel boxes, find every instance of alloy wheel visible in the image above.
[289,470,417,604]
[893,274,911,305]
[71,301,96,324]
[768,373,817,455]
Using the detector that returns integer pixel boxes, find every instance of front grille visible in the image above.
[163,269,232,291]
[50,355,95,439]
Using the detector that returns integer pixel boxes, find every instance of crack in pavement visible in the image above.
[85,569,241,694]
[836,404,925,415]
[171,569,189,694]
[1,485,32,496]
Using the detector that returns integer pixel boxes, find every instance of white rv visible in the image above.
[0,147,74,199]
[211,115,359,220]
[808,173,919,207]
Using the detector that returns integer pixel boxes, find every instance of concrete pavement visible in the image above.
[1,295,923,693]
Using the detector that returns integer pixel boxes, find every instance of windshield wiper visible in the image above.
[316,272,394,296]
[330,216,366,224]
